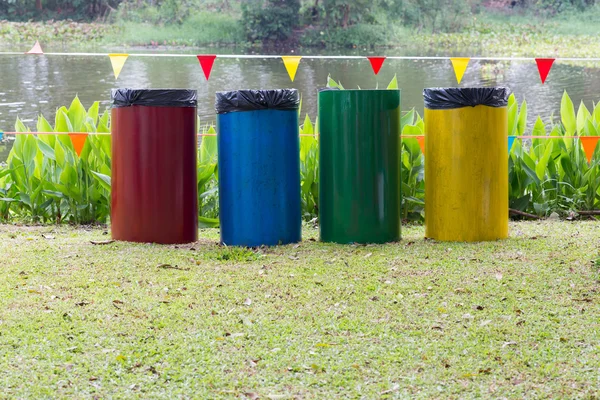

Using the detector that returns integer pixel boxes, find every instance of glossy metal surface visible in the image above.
[217,109,301,247]
[111,105,198,244]
[318,89,401,244]
[425,105,508,242]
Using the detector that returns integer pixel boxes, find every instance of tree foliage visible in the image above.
[240,0,301,42]
[0,0,122,21]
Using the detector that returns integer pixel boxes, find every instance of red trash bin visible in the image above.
[111,89,198,244]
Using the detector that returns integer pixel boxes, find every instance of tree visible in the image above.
[241,0,301,42]
[321,0,379,28]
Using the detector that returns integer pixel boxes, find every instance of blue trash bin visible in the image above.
[216,89,301,247]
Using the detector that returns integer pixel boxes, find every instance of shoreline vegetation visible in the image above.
[1,8,600,57]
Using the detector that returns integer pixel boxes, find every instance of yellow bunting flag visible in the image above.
[26,41,44,54]
[450,57,470,84]
[109,54,129,80]
[580,136,599,164]
[68,133,88,157]
[282,56,302,82]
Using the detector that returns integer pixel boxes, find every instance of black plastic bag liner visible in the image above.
[215,89,300,114]
[111,89,198,108]
[423,87,510,110]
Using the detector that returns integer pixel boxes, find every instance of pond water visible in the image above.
[1,46,600,161]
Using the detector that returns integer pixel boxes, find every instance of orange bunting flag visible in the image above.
[367,56,386,75]
[26,41,44,54]
[282,56,302,82]
[580,137,599,164]
[450,57,470,84]
[68,133,88,157]
[535,58,555,84]
[109,54,129,80]
[416,136,425,153]
[197,55,217,80]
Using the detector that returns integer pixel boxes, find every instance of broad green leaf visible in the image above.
[199,216,220,229]
[532,117,546,136]
[15,118,29,133]
[37,137,56,161]
[87,101,100,126]
[54,141,66,167]
[68,96,87,132]
[55,106,70,132]
[508,101,518,136]
[302,114,314,136]
[387,74,398,90]
[584,119,598,137]
[535,141,553,181]
[401,109,415,131]
[510,194,530,211]
[576,101,591,135]
[593,102,600,124]
[561,91,576,136]
[91,171,112,191]
[199,128,217,164]
[517,100,527,136]
[37,115,54,133]
[23,134,38,165]
[402,124,423,136]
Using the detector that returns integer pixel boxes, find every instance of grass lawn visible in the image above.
[1,221,599,398]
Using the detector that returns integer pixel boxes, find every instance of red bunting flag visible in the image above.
[535,58,555,84]
[26,41,44,54]
[197,55,217,80]
[68,133,88,157]
[580,136,599,163]
[367,56,386,75]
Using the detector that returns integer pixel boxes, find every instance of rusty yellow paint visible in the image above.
[425,105,508,242]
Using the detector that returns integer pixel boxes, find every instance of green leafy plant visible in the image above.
[5,96,111,224]
[2,87,600,226]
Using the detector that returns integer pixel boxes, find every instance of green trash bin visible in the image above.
[318,89,401,244]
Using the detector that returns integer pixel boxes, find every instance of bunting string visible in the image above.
[6,51,600,61]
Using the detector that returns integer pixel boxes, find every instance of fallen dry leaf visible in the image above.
[90,240,115,245]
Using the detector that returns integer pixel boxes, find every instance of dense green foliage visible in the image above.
[241,0,301,42]
[0,0,120,21]
[1,83,599,225]
[2,0,598,39]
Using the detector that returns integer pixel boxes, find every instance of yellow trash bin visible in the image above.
[424,87,509,242]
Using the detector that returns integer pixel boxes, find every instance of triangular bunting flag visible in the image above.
[450,57,470,84]
[68,133,88,157]
[109,54,129,80]
[416,136,425,154]
[580,136,599,164]
[535,58,555,84]
[367,56,386,75]
[197,55,217,80]
[508,136,516,154]
[26,41,43,54]
[282,56,302,82]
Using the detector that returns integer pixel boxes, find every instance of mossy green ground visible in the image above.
[0,222,599,398]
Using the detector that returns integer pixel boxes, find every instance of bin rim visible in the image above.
[215,89,300,114]
[423,87,509,110]
[111,88,198,108]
